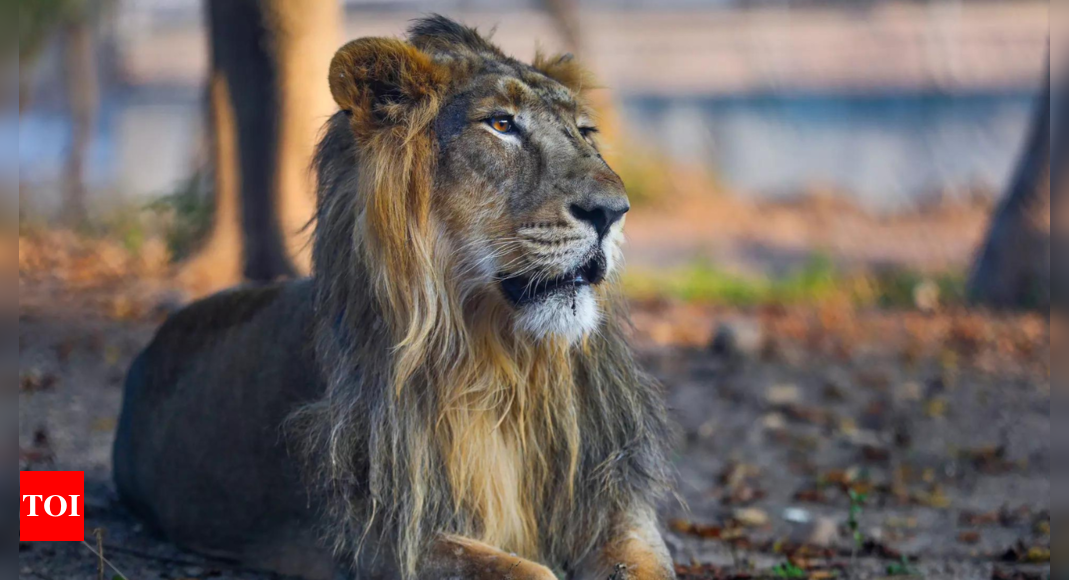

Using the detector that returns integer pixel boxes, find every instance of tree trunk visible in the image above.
[540,0,627,168]
[1051,58,1068,310]
[179,0,339,296]
[968,58,1053,310]
[61,16,98,226]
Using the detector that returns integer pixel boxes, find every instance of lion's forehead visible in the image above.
[446,57,587,117]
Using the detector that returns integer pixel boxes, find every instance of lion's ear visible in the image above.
[533,51,595,94]
[329,38,448,127]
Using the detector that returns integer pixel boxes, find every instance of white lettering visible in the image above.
[44,495,68,517]
[22,495,43,516]
[68,495,80,517]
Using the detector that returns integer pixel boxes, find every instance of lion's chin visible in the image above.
[512,285,600,344]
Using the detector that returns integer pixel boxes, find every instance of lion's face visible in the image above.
[433,73,629,342]
[328,24,628,343]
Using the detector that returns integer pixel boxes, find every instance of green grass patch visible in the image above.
[623,256,966,309]
[868,269,967,309]
[623,255,840,307]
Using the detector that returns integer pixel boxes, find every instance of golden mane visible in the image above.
[314,79,584,572]
[296,20,671,580]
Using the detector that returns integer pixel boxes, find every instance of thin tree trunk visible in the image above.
[61,17,98,226]
[543,0,581,55]
[179,0,339,296]
[19,71,32,118]
[540,0,626,166]
[968,58,1052,310]
[1051,58,1068,309]
[178,73,243,292]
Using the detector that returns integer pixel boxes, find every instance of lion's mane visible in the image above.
[291,17,672,579]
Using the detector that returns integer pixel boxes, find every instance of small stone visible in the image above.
[765,384,802,407]
[762,413,788,431]
[733,507,770,528]
[896,381,924,402]
[710,317,764,359]
[806,517,841,547]
[783,507,812,524]
[697,419,717,440]
[913,279,941,312]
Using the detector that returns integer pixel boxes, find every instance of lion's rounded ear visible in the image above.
[329,38,448,125]
[533,51,595,94]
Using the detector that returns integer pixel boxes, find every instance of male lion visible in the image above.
[113,15,675,580]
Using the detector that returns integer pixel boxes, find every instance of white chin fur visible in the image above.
[513,286,600,344]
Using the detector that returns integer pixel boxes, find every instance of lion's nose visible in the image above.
[569,201,629,239]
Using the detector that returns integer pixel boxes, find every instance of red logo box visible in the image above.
[20,471,85,542]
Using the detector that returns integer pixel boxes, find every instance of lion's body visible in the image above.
[113,281,336,577]
[114,16,676,580]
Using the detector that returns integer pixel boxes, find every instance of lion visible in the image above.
[113,15,675,580]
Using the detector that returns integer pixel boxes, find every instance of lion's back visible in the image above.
[113,279,335,578]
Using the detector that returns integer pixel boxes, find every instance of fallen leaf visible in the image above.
[913,485,951,509]
[105,344,123,366]
[1000,541,1050,563]
[1024,547,1049,563]
[959,510,1000,527]
[668,519,724,539]
[960,446,1018,475]
[793,488,827,504]
[92,417,117,433]
[860,445,891,463]
[19,369,58,392]
[924,397,948,418]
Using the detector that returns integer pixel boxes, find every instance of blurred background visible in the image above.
[16,1,1057,579]
[14,0,1058,309]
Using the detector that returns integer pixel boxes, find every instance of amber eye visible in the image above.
[488,115,515,134]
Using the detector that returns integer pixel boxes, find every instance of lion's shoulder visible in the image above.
[148,281,315,365]
[159,283,289,338]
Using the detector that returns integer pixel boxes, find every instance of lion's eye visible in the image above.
[488,115,515,134]
[578,126,598,139]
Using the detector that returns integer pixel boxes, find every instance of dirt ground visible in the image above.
[17,230,1050,580]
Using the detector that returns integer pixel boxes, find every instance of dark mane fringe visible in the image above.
[407,13,505,59]
[290,32,673,580]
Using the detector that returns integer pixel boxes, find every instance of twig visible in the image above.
[101,543,214,568]
[95,528,105,580]
[81,538,130,580]
[96,542,299,578]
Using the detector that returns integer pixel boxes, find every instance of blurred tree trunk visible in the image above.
[968,58,1053,310]
[540,0,627,166]
[543,0,581,55]
[60,14,97,225]
[179,0,339,296]
[1051,59,1068,310]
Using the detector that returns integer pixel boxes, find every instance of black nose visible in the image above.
[570,202,629,239]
